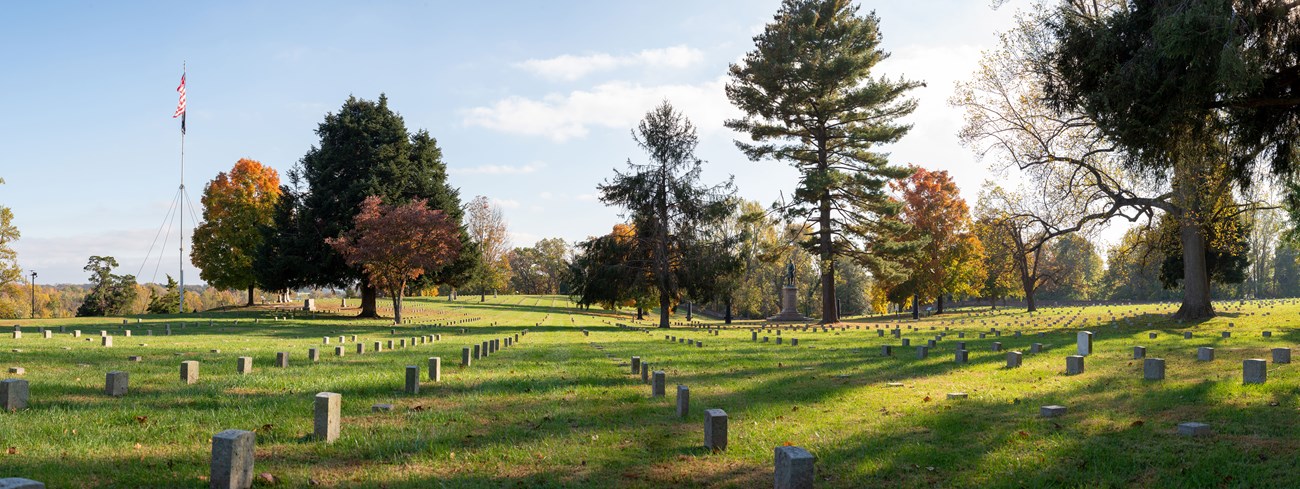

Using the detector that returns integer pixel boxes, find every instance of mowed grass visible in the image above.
[2,296,1300,487]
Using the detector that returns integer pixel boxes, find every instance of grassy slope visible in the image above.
[1,295,1298,488]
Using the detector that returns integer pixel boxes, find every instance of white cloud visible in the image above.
[463,77,741,142]
[538,191,553,200]
[575,194,598,202]
[449,161,547,175]
[492,198,521,209]
[509,231,540,247]
[516,45,705,82]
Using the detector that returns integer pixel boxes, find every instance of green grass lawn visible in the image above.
[2,295,1299,488]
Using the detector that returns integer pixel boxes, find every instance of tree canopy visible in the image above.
[596,101,736,328]
[727,0,920,323]
[259,94,473,315]
[191,158,280,306]
[327,196,462,324]
[76,256,138,317]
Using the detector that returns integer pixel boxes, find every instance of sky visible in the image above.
[0,0,1054,285]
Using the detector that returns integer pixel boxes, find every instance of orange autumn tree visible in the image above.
[327,196,461,324]
[191,158,281,306]
[891,167,985,317]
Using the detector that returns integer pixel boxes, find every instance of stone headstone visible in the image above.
[1006,351,1022,368]
[1197,347,1214,362]
[955,350,968,364]
[236,357,253,375]
[651,371,666,397]
[101,336,112,348]
[308,348,320,362]
[1243,359,1267,384]
[1272,348,1291,364]
[774,445,816,489]
[704,409,728,451]
[1077,331,1093,356]
[1040,405,1067,417]
[991,342,1002,352]
[105,371,128,397]
[181,361,200,384]
[676,385,689,417]
[461,347,471,367]
[405,365,420,394]
[1177,422,1211,437]
[917,346,929,359]
[314,392,341,443]
[210,429,255,489]
[0,378,29,410]
[631,356,641,375]
[0,478,45,489]
[1133,346,1146,359]
[1144,358,1165,380]
[428,357,441,382]
[1065,355,1084,375]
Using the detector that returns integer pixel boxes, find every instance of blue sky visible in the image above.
[1,0,1039,284]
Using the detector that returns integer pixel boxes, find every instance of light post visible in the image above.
[29,270,36,319]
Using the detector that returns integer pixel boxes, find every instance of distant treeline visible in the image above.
[0,282,261,319]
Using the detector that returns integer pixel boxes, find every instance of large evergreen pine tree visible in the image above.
[260,95,472,317]
[726,0,921,323]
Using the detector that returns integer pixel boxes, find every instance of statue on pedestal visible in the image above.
[769,260,811,322]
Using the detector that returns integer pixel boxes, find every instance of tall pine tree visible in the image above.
[726,0,921,323]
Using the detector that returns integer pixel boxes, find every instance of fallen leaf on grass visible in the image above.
[1130,420,1144,427]
[1017,431,1029,439]
[135,416,148,425]
[923,396,931,402]
[6,447,16,455]
[258,472,277,484]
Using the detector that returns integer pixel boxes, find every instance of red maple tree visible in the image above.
[327,196,461,324]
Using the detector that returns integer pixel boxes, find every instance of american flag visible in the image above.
[173,73,186,134]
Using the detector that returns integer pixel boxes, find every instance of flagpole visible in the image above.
[178,63,185,315]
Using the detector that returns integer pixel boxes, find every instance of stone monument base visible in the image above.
[767,286,812,322]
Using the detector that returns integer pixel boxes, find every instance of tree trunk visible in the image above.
[246,285,255,307]
[724,299,733,325]
[912,294,920,320]
[1174,219,1215,319]
[936,295,944,315]
[636,307,645,321]
[820,201,838,324]
[358,275,379,318]
[392,291,402,325]
[659,295,671,328]
[686,302,692,321]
